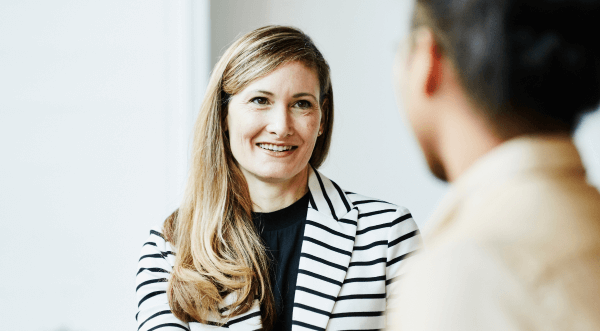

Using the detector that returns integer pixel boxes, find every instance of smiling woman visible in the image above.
[135,25,421,331]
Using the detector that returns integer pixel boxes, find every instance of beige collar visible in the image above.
[423,134,585,239]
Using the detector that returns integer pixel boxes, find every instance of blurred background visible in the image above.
[1,1,598,330]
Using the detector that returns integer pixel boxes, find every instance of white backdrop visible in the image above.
[0,1,209,330]
[1,1,599,331]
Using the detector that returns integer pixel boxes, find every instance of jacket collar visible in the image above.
[307,165,354,220]
[453,135,583,197]
[291,166,359,330]
[424,135,586,239]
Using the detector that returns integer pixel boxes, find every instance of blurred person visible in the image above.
[135,26,420,331]
[388,0,600,330]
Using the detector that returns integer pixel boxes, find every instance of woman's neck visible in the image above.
[245,167,309,213]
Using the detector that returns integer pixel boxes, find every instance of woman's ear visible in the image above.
[317,116,324,136]
[319,98,328,136]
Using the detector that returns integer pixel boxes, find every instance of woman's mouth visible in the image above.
[257,143,297,152]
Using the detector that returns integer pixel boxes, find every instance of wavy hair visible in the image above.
[162,25,333,329]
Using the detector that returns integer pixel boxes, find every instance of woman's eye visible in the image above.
[295,100,313,109]
[250,97,269,105]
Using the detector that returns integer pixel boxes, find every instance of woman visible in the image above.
[136,26,420,331]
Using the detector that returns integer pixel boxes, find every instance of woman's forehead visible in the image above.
[236,62,320,97]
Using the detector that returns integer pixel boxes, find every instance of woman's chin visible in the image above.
[246,166,308,184]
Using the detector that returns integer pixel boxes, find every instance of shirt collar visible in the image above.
[423,134,585,237]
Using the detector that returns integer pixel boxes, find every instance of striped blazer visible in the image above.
[136,167,421,330]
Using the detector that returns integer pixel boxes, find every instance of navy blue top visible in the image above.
[252,193,309,331]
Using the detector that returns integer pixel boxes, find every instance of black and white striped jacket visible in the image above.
[136,168,421,330]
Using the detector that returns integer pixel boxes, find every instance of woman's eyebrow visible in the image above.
[292,92,317,100]
[251,90,274,96]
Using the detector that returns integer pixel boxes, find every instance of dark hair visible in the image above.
[413,0,600,134]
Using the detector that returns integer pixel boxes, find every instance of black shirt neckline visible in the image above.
[252,193,310,232]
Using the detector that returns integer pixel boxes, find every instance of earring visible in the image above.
[318,130,323,136]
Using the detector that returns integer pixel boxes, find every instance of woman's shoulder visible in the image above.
[141,209,178,251]
[143,225,173,247]
[344,190,421,276]
[342,190,418,238]
[344,191,413,223]
[138,225,177,268]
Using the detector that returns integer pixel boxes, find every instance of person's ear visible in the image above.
[318,98,328,137]
[425,36,443,96]
[411,28,443,98]
[317,120,324,137]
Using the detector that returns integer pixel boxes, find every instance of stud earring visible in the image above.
[318,130,323,136]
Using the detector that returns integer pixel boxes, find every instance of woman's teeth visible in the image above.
[258,143,293,152]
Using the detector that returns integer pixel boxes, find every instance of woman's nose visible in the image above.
[266,105,293,137]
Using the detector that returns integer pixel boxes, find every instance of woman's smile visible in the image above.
[257,143,298,153]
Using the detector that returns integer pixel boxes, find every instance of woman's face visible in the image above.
[226,61,323,185]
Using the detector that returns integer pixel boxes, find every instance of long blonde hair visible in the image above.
[163,26,334,329]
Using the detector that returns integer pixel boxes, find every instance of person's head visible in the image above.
[395,0,600,180]
[225,57,330,188]
[216,25,333,180]
[164,25,332,329]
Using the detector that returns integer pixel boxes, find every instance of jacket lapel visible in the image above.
[292,166,358,331]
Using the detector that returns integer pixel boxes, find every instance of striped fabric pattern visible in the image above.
[136,167,421,330]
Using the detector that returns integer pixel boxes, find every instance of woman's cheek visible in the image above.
[306,112,322,136]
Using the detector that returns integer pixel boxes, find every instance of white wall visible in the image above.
[0,1,209,330]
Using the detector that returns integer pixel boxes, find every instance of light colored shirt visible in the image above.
[388,136,600,331]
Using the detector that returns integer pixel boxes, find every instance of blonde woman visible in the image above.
[135,26,420,331]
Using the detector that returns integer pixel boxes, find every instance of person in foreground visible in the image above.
[136,26,420,331]
[388,0,600,330]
